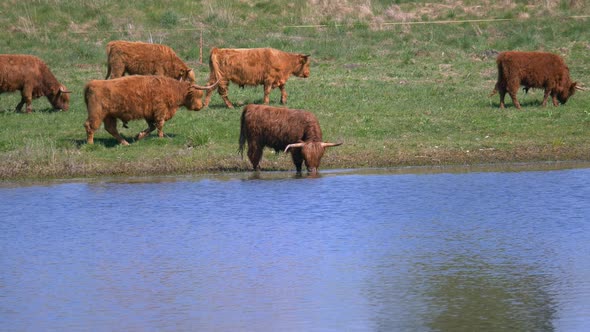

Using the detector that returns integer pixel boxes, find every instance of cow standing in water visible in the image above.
[205,47,310,108]
[0,54,70,113]
[490,51,584,109]
[239,104,341,175]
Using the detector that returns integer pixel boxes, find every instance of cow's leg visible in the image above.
[204,79,233,108]
[17,87,33,113]
[263,83,272,104]
[279,84,288,104]
[137,120,156,140]
[507,80,521,109]
[103,116,129,145]
[214,81,233,109]
[155,119,166,138]
[15,97,26,113]
[290,149,304,174]
[247,142,263,171]
[203,74,218,107]
[541,89,551,107]
[551,92,559,107]
[204,86,215,107]
[84,117,102,144]
[498,89,507,109]
[495,83,507,109]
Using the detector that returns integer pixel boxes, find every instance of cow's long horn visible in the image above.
[321,142,343,148]
[284,142,305,152]
[59,86,72,94]
[575,85,587,91]
[193,79,220,90]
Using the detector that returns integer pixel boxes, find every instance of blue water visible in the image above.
[1,168,589,331]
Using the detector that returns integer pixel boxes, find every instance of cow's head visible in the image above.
[557,81,581,105]
[179,68,196,83]
[184,80,219,111]
[293,54,311,78]
[48,85,71,111]
[285,141,342,174]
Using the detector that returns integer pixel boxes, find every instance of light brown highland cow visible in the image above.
[105,41,196,82]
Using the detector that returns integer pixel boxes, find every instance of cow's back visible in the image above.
[497,51,568,83]
[243,105,320,149]
[212,48,272,85]
[107,41,178,74]
[86,76,186,121]
[0,54,45,91]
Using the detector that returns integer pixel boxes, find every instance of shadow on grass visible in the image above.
[74,137,121,148]
[205,98,283,110]
[74,133,179,148]
[489,99,545,109]
[0,107,63,114]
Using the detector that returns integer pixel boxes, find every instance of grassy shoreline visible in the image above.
[1,1,589,181]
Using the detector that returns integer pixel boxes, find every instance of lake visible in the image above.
[1,166,589,331]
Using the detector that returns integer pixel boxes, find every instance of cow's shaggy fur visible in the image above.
[105,41,196,82]
[205,47,310,108]
[239,104,340,174]
[84,76,212,145]
[0,54,70,113]
[490,51,580,109]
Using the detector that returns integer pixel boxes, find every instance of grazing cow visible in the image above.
[239,104,341,174]
[105,40,196,82]
[0,54,70,113]
[204,47,310,108]
[490,51,584,109]
[84,76,216,145]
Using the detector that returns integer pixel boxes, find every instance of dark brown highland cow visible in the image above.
[490,51,584,109]
[204,47,310,108]
[84,76,216,145]
[239,104,341,174]
[0,54,70,113]
[105,41,196,82]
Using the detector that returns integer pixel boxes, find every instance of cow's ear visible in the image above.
[300,54,310,64]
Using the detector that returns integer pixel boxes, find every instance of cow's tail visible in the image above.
[488,86,498,97]
[105,42,113,79]
[489,59,503,97]
[83,84,90,107]
[208,47,222,87]
[238,107,247,158]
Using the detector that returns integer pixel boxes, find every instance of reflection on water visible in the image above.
[1,168,589,331]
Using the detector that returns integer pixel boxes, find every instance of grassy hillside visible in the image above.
[1,0,589,179]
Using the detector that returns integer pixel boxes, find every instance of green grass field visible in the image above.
[1,0,589,180]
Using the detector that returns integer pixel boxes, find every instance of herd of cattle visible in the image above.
[0,40,585,174]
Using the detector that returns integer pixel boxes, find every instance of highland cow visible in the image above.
[105,41,196,82]
[490,51,584,109]
[84,76,216,145]
[204,47,310,108]
[0,54,70,113]
[239,104,341,174]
